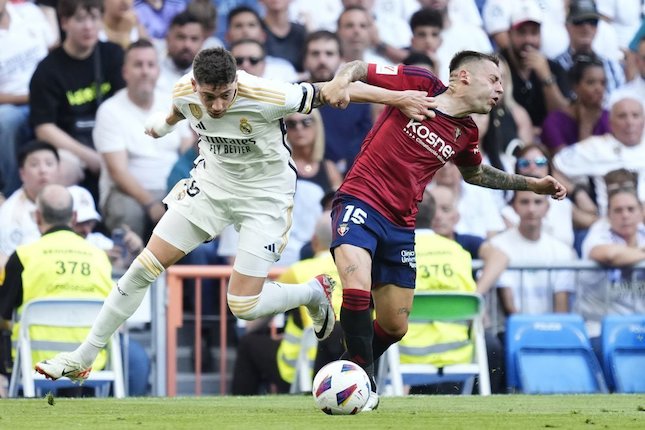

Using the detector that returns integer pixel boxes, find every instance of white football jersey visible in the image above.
[172,70,316,190]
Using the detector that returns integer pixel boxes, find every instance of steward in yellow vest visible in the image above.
[0,185,113,369]
[399,229,476,367]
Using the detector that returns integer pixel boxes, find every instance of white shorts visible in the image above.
[162,171,295,272]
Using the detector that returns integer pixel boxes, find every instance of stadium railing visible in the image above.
[161,261,645,397]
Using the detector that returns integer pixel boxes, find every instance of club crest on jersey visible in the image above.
[240,118,252,135]
[189,103,203,119]
[454,127,462,142]
[337,223,349,236]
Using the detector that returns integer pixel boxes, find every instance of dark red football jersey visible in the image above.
[337,63,482,227]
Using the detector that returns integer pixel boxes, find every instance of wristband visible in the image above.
[541,75,556,86]
[145,112,177,137]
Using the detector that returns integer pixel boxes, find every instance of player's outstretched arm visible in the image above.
[346,82,437,121]
[318,60,368,109]
[144,106,185,138]
[458,164,567,200]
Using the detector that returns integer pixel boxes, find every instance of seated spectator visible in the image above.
[230,38,296,81]
[0,184,150,396]
[187,0,223,50]
[542,54,610,153]
[29,0,125,199]
[553,96,645,216]
[155,11,206,96]
[93,39,190,240]
[225,6,298,83]
[576,188,645,353]
[499,0,571,129]
[402,52,436,73]
[401,8,443,71]
[100,0,149,49]
[336,6,391,66]
[260,0,307,73]
[501,143,575,247]
[553,0,625,103]
[0,141,59,268]
[490,190,577,326]
[0,0,54,196]
[134,0,186,40]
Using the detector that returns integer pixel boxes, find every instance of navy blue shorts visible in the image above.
[330,195,416,289]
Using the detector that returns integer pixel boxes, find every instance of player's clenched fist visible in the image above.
[320,79,351,109]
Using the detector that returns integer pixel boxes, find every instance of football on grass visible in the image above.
[312,360,371,415]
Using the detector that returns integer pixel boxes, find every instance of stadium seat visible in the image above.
[377,292,491,396]
[601,315,645,393]
[8,298,125,398]
[506,313,607,394]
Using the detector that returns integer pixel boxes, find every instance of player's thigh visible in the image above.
[372,284,414,336]
[151,207,213,267]
[332,244,373,292]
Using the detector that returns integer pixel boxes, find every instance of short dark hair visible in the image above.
[403,52,435,70]
[58,0,102,19]
[193,48,237,86]
[410,8,443,32]
[229,38,266,56]
[169,10,201,29]
[305,30,341,56]
[125,38,155,57]
[568,53,604,85]
[448,50,499,74]
[227,6,261,27]
[18,140,59,168]
[187,0,217,32]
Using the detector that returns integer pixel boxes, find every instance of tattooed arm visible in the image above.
[313,61,436,120]
[458,164,568,200]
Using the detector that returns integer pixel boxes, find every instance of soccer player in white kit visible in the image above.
[35,47,437,382]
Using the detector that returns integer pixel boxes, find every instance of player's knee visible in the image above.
[379,321,408,341]
[227,293,261,320]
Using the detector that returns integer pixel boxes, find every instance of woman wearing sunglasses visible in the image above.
[541,53,610,153]
[501,143,575,247]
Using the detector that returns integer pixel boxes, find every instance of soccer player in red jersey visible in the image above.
[320,50,567,410]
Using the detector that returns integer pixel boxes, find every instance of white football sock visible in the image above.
[76,249,164,367]
[227,279,320,320]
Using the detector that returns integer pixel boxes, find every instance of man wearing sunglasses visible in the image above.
[553,0,624,102]
[34,47,438,386]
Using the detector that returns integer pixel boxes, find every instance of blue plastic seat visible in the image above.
[506,314,607,394]
[601,315,645,393]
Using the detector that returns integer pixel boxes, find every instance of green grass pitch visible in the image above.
[2,394,644,429]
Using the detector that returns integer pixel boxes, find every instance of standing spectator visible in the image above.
[29,0,125,199]
[553,0,625,103]
[93,39,190,240]
[576,188,645,348]
[155,11,205,96]
[500,0,571,128]
[553,96,645,215]
[0,0,54,196]
[490,190,577,321]
[542,54,610,154]
[260,0,307,72]
[225,6,298,83]
[303,30,372,173]
[100,0,149,49]
[134,0,186,40]
[0,141,60,268]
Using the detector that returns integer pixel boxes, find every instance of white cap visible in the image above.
[68,185,101,223]
[511,0,543,29]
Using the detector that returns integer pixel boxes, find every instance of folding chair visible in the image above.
[506,313,607,394]
[8,298,125,398]
[601,314,645,393]
[377,292,491,396]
